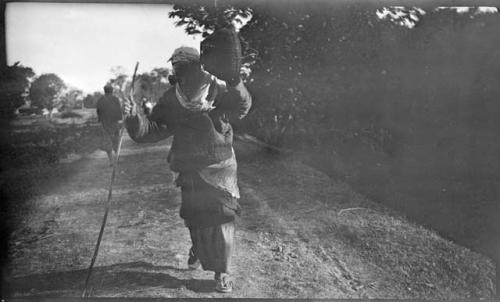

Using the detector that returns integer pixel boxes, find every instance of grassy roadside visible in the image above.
[234,137,496,299]
[1,113,104,298]
[1,115,102,237]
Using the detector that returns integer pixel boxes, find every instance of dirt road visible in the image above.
[5,134,496,298]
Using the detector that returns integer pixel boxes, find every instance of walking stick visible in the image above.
[82,62,139,298]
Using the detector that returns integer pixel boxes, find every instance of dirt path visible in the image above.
[5,134,496,298]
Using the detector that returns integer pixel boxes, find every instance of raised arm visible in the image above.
[215,78,252,121]
[123,96,174,143]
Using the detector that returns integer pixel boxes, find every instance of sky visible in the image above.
[6,3,202,94]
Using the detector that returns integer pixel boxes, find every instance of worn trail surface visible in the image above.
[5,134,496,298]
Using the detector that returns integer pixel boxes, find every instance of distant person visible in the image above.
[122,45,252,293]
[96,84,122,165]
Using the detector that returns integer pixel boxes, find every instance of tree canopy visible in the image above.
[106,66,172,106]
[169,3,500,148]
[0,63,35,118]
[133,68,171,104]
[29,73,66,110]
[83,92,103,109]
[60,88,84,110]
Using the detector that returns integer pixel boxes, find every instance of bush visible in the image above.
[0,123,102,170]
[59,111,83,119]
[18,107,42,116]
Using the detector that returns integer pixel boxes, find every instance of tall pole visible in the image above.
[81,62,139,298]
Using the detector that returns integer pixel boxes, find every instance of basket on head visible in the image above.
[200,26,242,83]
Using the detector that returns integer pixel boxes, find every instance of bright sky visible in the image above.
[6,2,202,94]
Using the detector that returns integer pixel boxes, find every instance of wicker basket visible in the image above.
[200,26,242,83]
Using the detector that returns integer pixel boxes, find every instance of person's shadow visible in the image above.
[5,261,214,297]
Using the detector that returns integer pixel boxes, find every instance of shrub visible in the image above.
[59,111,83,119]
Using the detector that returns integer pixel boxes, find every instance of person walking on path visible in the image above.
[122,46,251,293]
[96,84,123,165]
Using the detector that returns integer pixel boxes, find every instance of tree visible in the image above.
[169,2,383,145]
[29,73,66,111]
[106,65,133,102]
[104,66,172,108]
[83,92,103,109]
[60,88,84,110]
[169,3,256,77]
[0,62,35,118]
[169,3,253,35]
[133,67,172,105]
